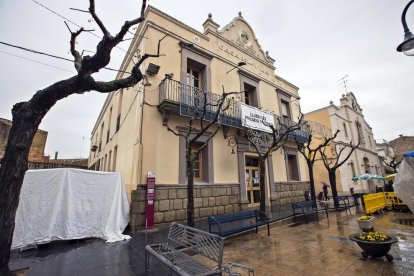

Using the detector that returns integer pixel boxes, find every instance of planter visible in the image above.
[357,217,375,232]
[349,233,398,261]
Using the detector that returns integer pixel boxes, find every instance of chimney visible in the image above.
[54,151,58,160]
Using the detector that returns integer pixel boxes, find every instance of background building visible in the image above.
[1,118,49,163]
[1,118,87,169]
[89,7,309,229]
[376,139,397,174]
[305,92,383,195]
[389,135,414,163]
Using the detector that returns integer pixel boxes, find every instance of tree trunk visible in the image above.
[186,156,195,227]
[328,170,339,209]
[0,103,45,275]
[308,161,316,201]
[259,158,266,213]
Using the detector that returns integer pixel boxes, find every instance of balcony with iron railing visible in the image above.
[158,78,308,143]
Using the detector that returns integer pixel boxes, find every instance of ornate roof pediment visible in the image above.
[218,13,274,65]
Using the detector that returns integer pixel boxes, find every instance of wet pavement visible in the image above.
[9,209,414,275]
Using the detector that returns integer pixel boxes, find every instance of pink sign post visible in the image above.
[145,172,156,229]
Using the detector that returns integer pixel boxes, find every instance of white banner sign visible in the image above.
[240,103,274,133]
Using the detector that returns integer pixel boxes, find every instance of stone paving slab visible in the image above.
[9,209,414,275]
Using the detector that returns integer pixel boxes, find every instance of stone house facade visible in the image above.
[305,93,383,195]
[89,6,310,230]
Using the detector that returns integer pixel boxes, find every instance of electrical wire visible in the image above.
[31,0,147,55]
[0,41,73,62]
[0,41,131,74]
[0,50,75,73]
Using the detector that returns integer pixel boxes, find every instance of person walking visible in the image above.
[321,181,330,201]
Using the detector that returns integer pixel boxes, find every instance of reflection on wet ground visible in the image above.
[9,209,413,275]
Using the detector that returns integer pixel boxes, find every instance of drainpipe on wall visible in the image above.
[137,76,148,187]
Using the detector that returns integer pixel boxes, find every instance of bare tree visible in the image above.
[318,136,360,209]
[295,126,340,201]
[379,154,402,174]
[0,1,163,274]
[166,86,239,227]
[244,116,303,213]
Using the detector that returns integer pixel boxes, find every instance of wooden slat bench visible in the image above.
[208,210,270,237]
[291,200,329,224]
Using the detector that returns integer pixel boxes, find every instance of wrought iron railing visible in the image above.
[159,78,308,142]
[159,78,242,128]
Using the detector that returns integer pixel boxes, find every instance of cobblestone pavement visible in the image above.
[9,210,414,275]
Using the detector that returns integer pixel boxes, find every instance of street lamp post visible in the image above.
[397,0,414,56]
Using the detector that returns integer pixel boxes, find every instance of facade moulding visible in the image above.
[145,22,294,94]
[206,29,275,70]
[146,6,209,41]
[274,75,299,90]
[178,41,214,60]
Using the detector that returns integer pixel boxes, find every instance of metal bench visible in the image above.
[208,210,270,237]
[335,196,353,215]
[145,222,254,276]
[291,200,329,224]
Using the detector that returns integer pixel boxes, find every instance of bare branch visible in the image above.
[166,123,185,138]
[89,0,110,37]
[112,0,148,44]
[70,7,89,13]
[92,35,166,92]
[196,126,220,156]
[336,137,360,168]
[135,34,167,68]
[65,21,84,72]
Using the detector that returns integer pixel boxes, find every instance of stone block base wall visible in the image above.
[270,181,310,211]
[130,184,240,231]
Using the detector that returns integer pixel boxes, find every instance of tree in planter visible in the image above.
[318,136,361,210]
[243,116,304,213]
[294,122,340,201]
[0,1,162,274]
[166,86,239,227]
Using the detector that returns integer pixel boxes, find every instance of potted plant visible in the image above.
[349,232,398,261]
[357,215,375,232]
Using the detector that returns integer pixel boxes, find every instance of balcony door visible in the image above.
[185,62,204,108]
[245,157,260,207]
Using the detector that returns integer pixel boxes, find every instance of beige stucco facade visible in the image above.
[89,6,309,229]
[305,93,383,196]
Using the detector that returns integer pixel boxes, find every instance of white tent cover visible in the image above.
[12,168,131,249]
[393,157,414,213]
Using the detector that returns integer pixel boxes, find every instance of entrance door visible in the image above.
[245,157,260,207]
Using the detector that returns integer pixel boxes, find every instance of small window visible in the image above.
[116,114,121,132]
[112,146,118,171]
[187,66,201,89]
[191,144,203,180]
[287,154,300,181]
[281,100,291,119]
[99,122,104,149]
[350,162,356,177]
[343,123,348,138]
[243,83,257,107]
[108,150,112,172]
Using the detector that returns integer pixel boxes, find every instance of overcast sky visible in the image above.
[1,0,413,159]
